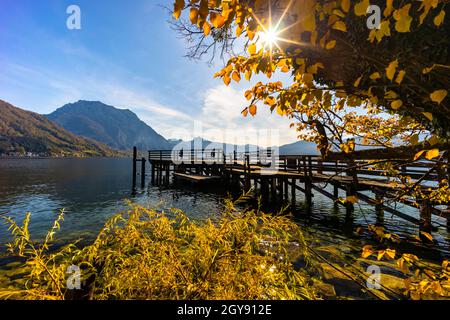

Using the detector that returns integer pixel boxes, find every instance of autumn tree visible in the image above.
[172,0,449,203]
[170,1,450,299]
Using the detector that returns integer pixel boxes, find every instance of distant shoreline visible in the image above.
[0,155,130,160]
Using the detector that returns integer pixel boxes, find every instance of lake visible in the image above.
[0,158,227,246]
[1,157,449,295]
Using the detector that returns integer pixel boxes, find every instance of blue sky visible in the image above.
[0,0,298,146]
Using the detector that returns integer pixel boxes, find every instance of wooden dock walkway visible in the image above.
[132,147,450,233]
[173,172,222,183]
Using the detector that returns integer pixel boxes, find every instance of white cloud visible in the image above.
[0,61,299,147]
[193,85,298,146]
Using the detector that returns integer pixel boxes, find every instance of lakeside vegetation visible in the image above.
[0,198,320,300]
[0,195,449,300]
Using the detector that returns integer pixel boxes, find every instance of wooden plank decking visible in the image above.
[136,148,450,233]
[173,172,221,183]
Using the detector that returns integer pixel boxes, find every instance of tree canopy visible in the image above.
[172,0,449,159]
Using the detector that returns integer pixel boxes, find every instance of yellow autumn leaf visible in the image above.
[422,112,433,121]
[370,72,381,80]
[384,0,394,17]
[341,0,350,13]
[425,149,439,160]
[385,249,396,259]
[428,135,439,146]
[377,250,385,261]
[244,90,252,101]
[210,12,225,28]
[422,65,434,74]
[386,59,398,80]
[189,8,199,24]
[173,9,182,20]
[354,0,369,16]
[203,21,211,36]
[433,10,445,27]
[413,150,425,161]
[385,90,398,99]
[361,246,373,258]
[223,74,231,86]
[420,231,434,241]
[198,0,208,18]
[231,71,241,82]
[325,40,336,49]
[394,4,412,32]
[173,0,184,20]
[249,104,257,116]
[265,96,276,106]
[430,89,447,104]
[236,25,244,37]
[391,99,403,110]
[332,21,347,32]
[395,70,406,84]
[346,195,359,204]
[354,76,363,87]
[241,108,248,117]
[248,43,256,55]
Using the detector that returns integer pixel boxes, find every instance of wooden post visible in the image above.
[141,157,146,189]
[132,146,137,191]
[165,163,170,185]
[277,178,283,199]
[244,155,251,192]
[375,189,384,225]
[284,178,288,200]
[419,198,432,233]
[333,161,339,204]
[291,178,296,207]
[271,178,277,200]
[262,178,269,203]
[302,157,312,208]
[158,162,162,185]
[345,161,356,215]
[151,161,155,184]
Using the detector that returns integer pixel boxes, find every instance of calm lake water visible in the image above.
[0,157,449,261]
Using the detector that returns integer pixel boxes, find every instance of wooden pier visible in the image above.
[132,147,450,233]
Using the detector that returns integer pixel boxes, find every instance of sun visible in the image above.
[250,0,306,60]
[259,27,280,49]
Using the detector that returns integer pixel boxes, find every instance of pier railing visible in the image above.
[149,148,275,165]
[148,149,445,183]
[141,147,450,230]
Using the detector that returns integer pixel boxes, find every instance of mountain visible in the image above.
[278,141,319,155]
[47,100,170,151]
[0,100,115,157]
[169,137,261,153]
[169,137,320,155]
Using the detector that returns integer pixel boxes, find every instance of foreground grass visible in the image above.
[0,198,319,300]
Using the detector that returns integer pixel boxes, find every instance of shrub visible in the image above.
[0,198,318,300]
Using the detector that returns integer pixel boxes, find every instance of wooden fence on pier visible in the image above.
[132,147,450,233]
